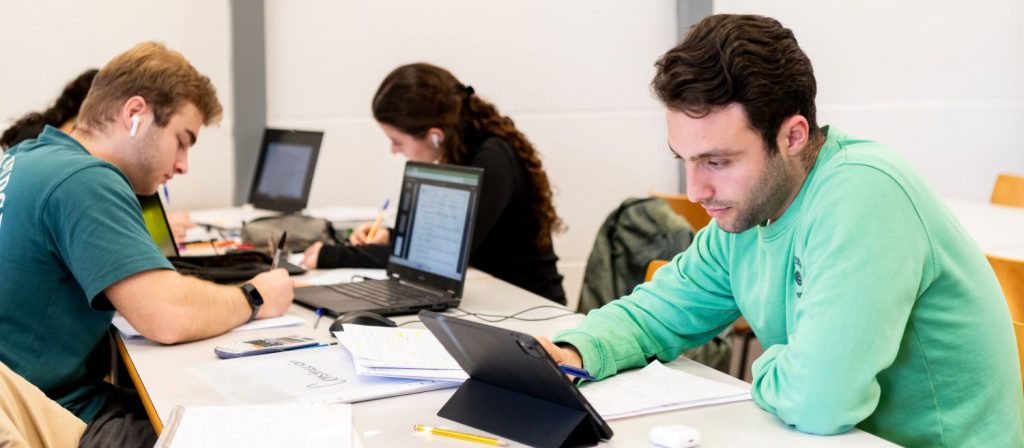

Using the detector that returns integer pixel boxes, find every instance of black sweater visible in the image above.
[317,137,566,304]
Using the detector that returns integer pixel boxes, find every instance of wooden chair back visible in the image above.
[649,191,712,231]
[987,254,1024,323]
[991,173,1024,208]
[645,260,669,282]
[1016,322,1024,388]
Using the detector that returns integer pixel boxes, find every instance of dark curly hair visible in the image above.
[1,69,98,150]
[651,14,822,156]
[372,63,565,248]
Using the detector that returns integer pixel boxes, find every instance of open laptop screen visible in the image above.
[249,129,324,213]
[138,194,179,257]
[388,163,481,283]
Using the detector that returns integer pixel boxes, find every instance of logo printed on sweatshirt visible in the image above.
[793,256,803,298]
[0,154,15,231]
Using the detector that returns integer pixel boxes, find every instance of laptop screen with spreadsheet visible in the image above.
[386,162,482,291]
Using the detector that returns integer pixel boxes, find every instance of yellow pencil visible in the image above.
[366,199,390,241]
[413,424,508,447]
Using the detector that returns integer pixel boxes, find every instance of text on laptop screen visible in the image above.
[255,141,315,200]
[389,165,480,280]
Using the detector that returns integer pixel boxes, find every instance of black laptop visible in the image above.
[294,161,483,317]
[248,128,324,213]
[138,193,182,258]
[137,194,307,275]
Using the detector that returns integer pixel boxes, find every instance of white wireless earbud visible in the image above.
[129,115,140,138]
[431,133,440,149]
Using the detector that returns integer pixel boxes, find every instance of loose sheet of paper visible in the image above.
[188,345,456,405]
[579,360,750,419]
[112,315,305,339]
[158,404,352,448]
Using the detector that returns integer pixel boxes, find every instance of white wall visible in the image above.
[264,0,681,303]
[0,0,234,212]
[14,2,1009,305]
[714,0,1024,201]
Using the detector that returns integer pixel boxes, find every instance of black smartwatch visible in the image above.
[239,283,264,322]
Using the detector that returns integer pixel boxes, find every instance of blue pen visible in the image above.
[313,308,325,329]
[161,184,170,204]
[559,364,596,381]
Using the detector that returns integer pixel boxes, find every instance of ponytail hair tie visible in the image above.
[464,85,475,96]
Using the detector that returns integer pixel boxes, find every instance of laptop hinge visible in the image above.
[394,278,455,298]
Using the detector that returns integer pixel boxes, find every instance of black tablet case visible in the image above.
[420,311,613,448]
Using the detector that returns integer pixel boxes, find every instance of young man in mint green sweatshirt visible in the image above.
[543,14,1024,447]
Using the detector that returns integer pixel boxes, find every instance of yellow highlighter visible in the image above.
[366,199,390,241]
[413,424,508,447]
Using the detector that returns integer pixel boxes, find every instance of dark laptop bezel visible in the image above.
[248,128,324,213]
[293,162,483,317]
[383,161,483,299]
[137,193,180,257]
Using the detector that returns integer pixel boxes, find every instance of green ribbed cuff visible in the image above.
[553,330,608,380]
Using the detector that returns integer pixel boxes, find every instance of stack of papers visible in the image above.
[579,360,750,419]
[336,325,467,382]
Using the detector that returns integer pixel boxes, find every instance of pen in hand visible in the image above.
[271,231,287,270]
[366,199,390,241]
[559,364,596,381]
[313,308,325,329]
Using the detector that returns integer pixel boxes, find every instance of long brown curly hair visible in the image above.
[372,63,564,248]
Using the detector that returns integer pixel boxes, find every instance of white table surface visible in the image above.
[188,204,379,230]
[945,199,1024,253]
[120,270,894,447]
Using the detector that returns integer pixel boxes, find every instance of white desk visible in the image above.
[188,204,379,231]
[946,199,1024,253]
[119,271,894,447]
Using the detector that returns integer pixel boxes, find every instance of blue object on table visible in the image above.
[559,364,596,381]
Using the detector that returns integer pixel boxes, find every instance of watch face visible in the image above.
[243,284,264,306]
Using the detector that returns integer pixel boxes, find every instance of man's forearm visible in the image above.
[107,270,251,344]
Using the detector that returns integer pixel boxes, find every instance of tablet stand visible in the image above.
[438,379,605,448]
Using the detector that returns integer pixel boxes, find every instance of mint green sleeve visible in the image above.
[750,166,932,435]
[554,226,740,379]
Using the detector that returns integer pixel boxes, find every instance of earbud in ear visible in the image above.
[431,133,440,149]
[129,115,140,138]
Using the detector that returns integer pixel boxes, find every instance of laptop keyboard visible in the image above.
[325,280,442,308]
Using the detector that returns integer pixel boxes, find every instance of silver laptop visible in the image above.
[294,161,483,316]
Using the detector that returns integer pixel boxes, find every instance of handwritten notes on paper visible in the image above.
[337,325,467,382]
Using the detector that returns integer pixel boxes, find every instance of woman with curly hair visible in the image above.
[303,63,567,304]
[1,69,98,150]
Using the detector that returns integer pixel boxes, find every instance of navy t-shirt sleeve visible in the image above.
[43,166,173,306]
